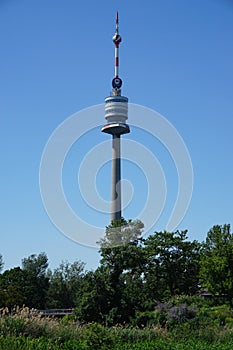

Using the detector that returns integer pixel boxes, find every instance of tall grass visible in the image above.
[1,306,233,349]
[0,335,86,350]
[0,306,82,340]
[1,336,233,350]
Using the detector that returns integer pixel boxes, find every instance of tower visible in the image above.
[101,12,130,222]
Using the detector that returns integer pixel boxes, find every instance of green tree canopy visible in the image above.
[95,219,146,323]
[99,218,144,248]
[0,267,33,308]
[22,252,48,278]
[144,230,201,300]
[46,260,85,308]
[21,252,49,308]
[0,255,3,273]
[75,267,115,324]
[200,224,233,307]
[0,253,51,309]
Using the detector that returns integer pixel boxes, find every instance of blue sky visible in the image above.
[1,0,233,271]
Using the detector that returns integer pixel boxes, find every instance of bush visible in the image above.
[154,302,197,328]
[131,311,157,327]
[168,295,212,308]
[1,304,233,349]
[0,316,25,337]
[84,323,116,350]
[205,305,233,326]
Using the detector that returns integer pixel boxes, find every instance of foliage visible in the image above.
[153,302,197,328]
[84,322,115,349]
[22,252,48,278]
[0,335,87,350]
[200,224,233,307]
[1,307,233,349]
[1,223,233,330]
[143,230,201,300]
[99,218,144,248]
[96,219,146,324]
[168,295,208,307]
[0,255,3,273]
[46,260,85,308]
[22,252,49,309]
[131,311,157,327]
[75,267,115,324]
[0,267,35,308]
[1,336,233,350]
[0,253,50,309]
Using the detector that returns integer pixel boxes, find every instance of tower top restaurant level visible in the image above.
[101,11,130,136]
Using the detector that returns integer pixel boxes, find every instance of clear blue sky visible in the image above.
[1,0,232,271]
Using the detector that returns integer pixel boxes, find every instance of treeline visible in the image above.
[0,221,233,325]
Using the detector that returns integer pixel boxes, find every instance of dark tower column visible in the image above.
[111,134,121,221]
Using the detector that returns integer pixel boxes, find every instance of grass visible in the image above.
[1,336,233,350]
[1,306,233,349]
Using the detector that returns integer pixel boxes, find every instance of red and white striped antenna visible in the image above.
[112,11,122,91]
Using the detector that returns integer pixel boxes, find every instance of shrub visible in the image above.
[168,304,197,324]
[84,322,116,350]
[206,306,233,326]
[169,295,212,308]
[154,302,197,328]
[0,316,25,337]
[131,311,157,327]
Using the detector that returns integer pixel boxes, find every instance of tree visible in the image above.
[75,267,115,324]
[55,223,207,324]
[0,255,3,273]
[96,219,146,323]
[73,219,145,324]
[0,267,33,308]
[99,218,144,248]
[0,261,50,309]
[200,224,233,307]
[21,252,49,308]
[22,252,48,278]
[144,230,201,300]
[99,219,144,287]
[46,260,85,308]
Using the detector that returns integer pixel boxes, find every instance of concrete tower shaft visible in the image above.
[111,135,121,221]
[101,12,130,222]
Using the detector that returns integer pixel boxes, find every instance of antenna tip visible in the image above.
[116,11,119,23]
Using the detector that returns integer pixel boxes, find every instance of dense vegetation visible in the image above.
[1,301,233,349]
[1,222,233,348]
